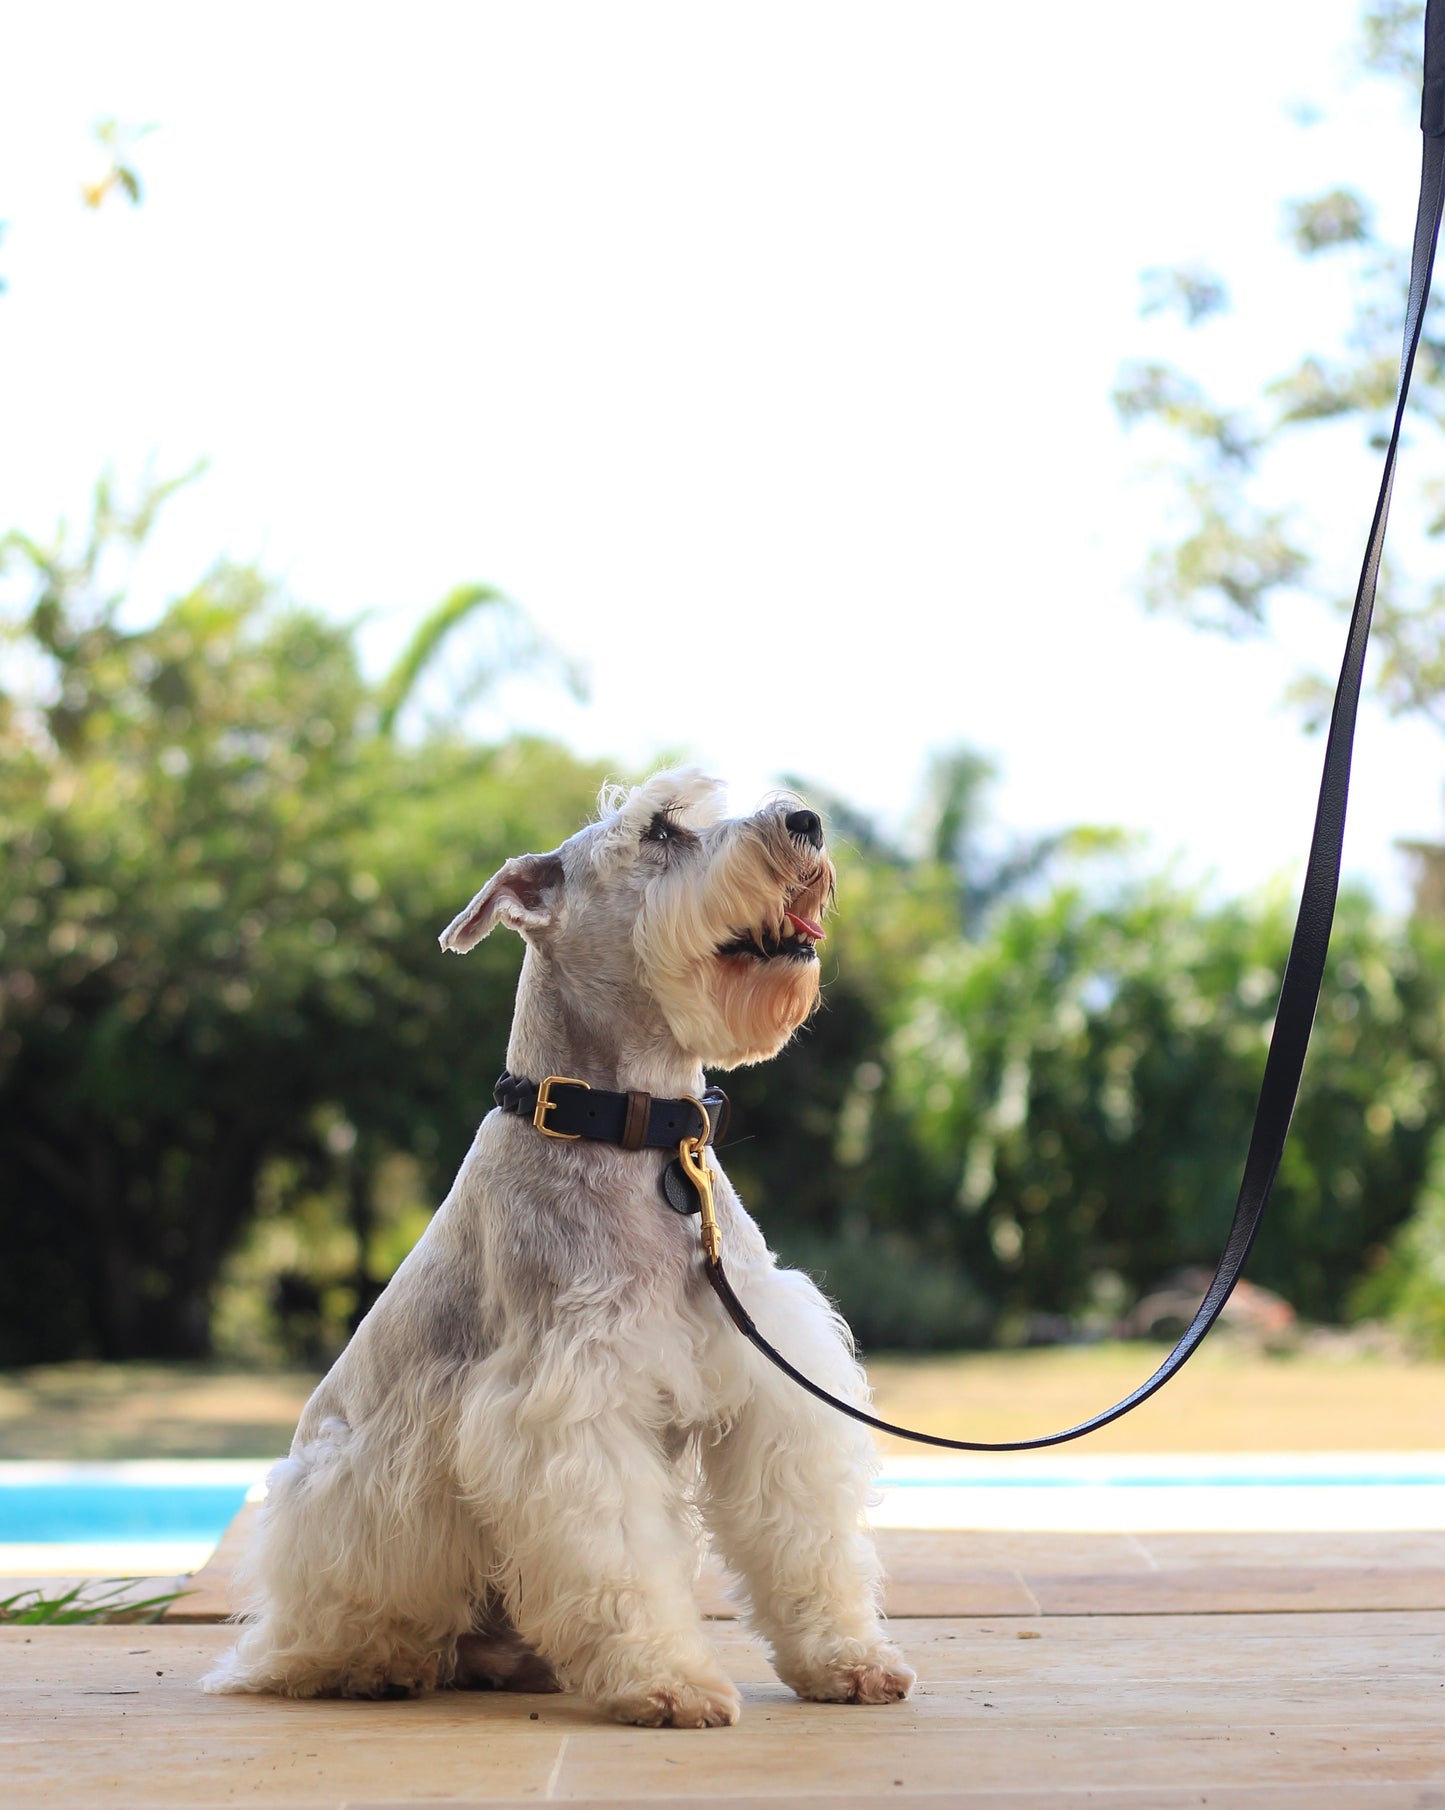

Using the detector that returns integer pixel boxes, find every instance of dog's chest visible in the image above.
[468,1116,706,1309]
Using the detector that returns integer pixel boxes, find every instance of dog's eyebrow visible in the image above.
[639,804,701,846]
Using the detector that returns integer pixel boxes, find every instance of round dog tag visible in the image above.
[661,1157,702,1216]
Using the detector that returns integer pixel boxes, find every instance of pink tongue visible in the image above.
[785,910,825,942]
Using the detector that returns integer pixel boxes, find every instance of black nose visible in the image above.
[785,808,823,850]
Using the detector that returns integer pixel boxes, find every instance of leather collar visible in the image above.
[493,1070,730,1151]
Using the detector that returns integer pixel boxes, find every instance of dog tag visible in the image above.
[661,1157,702,1216]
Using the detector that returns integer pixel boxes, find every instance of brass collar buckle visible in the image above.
[532,1074,590,1138]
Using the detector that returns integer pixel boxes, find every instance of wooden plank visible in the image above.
[5,1614,1442,1809]
[554,1726,1445,1804]
[1135,1529,1445,1567]
[358,1795,1445,1810]
[176,1516,1445,1625]
[908,1529,1155,1571]
[1025,1563,1445,1616]
[166,1505,258,1623]
[181,1514,1051,1625]
[2,1627,563,1808]
[699,1535,1042,1620]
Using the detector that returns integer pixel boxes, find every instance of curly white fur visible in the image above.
[204,771,914,1727]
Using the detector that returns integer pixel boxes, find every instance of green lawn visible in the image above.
[2,1341,1440,1461]
[866,1339,1445,1454]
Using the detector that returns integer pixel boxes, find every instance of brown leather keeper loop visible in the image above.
[620,1089,652,1151]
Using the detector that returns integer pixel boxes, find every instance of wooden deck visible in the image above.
[5,1512,1443,1807]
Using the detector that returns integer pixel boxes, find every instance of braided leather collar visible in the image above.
[493,1070,730,1151]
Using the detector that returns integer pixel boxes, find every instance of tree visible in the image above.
[0,476,605,1362]
[742,756,1123,1350]
[1112,2,1445,727]
[887,876,1444,1331]
[1109,0,1445,1348]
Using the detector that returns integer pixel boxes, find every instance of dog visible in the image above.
[205,770,914,1728]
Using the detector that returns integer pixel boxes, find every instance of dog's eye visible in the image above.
[642,809,695,852]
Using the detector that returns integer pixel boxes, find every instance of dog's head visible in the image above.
[439,769,835,1069]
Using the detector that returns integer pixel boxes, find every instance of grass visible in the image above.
[1,1342,1443,1462]
[0,1363,320,1460]
[865,1337,1445,1455]
[0,1580,189,1624]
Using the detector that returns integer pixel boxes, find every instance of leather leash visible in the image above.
[685,4,1445,1450]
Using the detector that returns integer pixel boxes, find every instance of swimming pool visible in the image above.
[868,1452,1445,1533]
[0,1461,267,1575]
[2,1451,1443,1575]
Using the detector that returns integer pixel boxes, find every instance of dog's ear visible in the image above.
[438,853,565,952]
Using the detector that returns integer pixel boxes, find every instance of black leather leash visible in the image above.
[692,5,1445,1451]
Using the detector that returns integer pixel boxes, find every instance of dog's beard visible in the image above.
[701,956,822,1068]
[636,826,830,1069]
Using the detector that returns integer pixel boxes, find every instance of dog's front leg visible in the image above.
[699,1263,916,1706]
[457,1342,740,1728]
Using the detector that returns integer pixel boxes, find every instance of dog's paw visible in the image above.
[608,1674,742,1728]
[333,1667,435,1700]
[782,1642,916,1706]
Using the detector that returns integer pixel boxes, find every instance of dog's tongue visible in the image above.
[785,910,825,942]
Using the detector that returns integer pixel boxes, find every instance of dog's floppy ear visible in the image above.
[439,852,565,952]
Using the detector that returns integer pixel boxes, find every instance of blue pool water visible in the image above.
[0,1480,253,1543]
[2,1454,1443,1549]
[0,1462,266,1553]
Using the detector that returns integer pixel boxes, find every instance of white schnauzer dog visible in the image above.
[206,770,914,1728]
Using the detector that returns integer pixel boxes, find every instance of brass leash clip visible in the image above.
[677,1096,721,1264]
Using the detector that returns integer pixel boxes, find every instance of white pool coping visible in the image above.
[868,1451,1445,1532]
[1,1453,1442,1576]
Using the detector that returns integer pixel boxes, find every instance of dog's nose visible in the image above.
[785,809,823,849]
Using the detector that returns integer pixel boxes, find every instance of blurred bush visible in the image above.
[0,481,605,1362]
[1350,1123,1445,1355]
[886,879,1445,1335]
[3,480,1444,1362]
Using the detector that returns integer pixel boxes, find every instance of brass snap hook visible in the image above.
[678,1096,720,1264]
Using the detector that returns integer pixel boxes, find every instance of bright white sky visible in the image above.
[3,1,1443,908]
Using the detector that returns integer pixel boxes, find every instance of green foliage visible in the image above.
[718,838,966,1353]
[887,880,1442,1330]
[1111,364,1258,467]
[1112,3,1445,685]
[0,1580,186,1624]
[1350,1122,1445,1352]
[1284,189,1374,255]
[81,118,154,212]
[767,1229,992,1354]
[374,583,509,737]
[3,468,1442,1361]
[373,581,586,743]
[1140,480,1309,631]
[1361,0,1425,79]
[0,475,607,1363]
[1106,0,1445,1348]
[1138,265,1230,327]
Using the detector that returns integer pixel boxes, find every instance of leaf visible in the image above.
[0,1579,190,1624]
[1284,189,1374,255]
[1138,264,1230,327]
[374,583,510,737]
